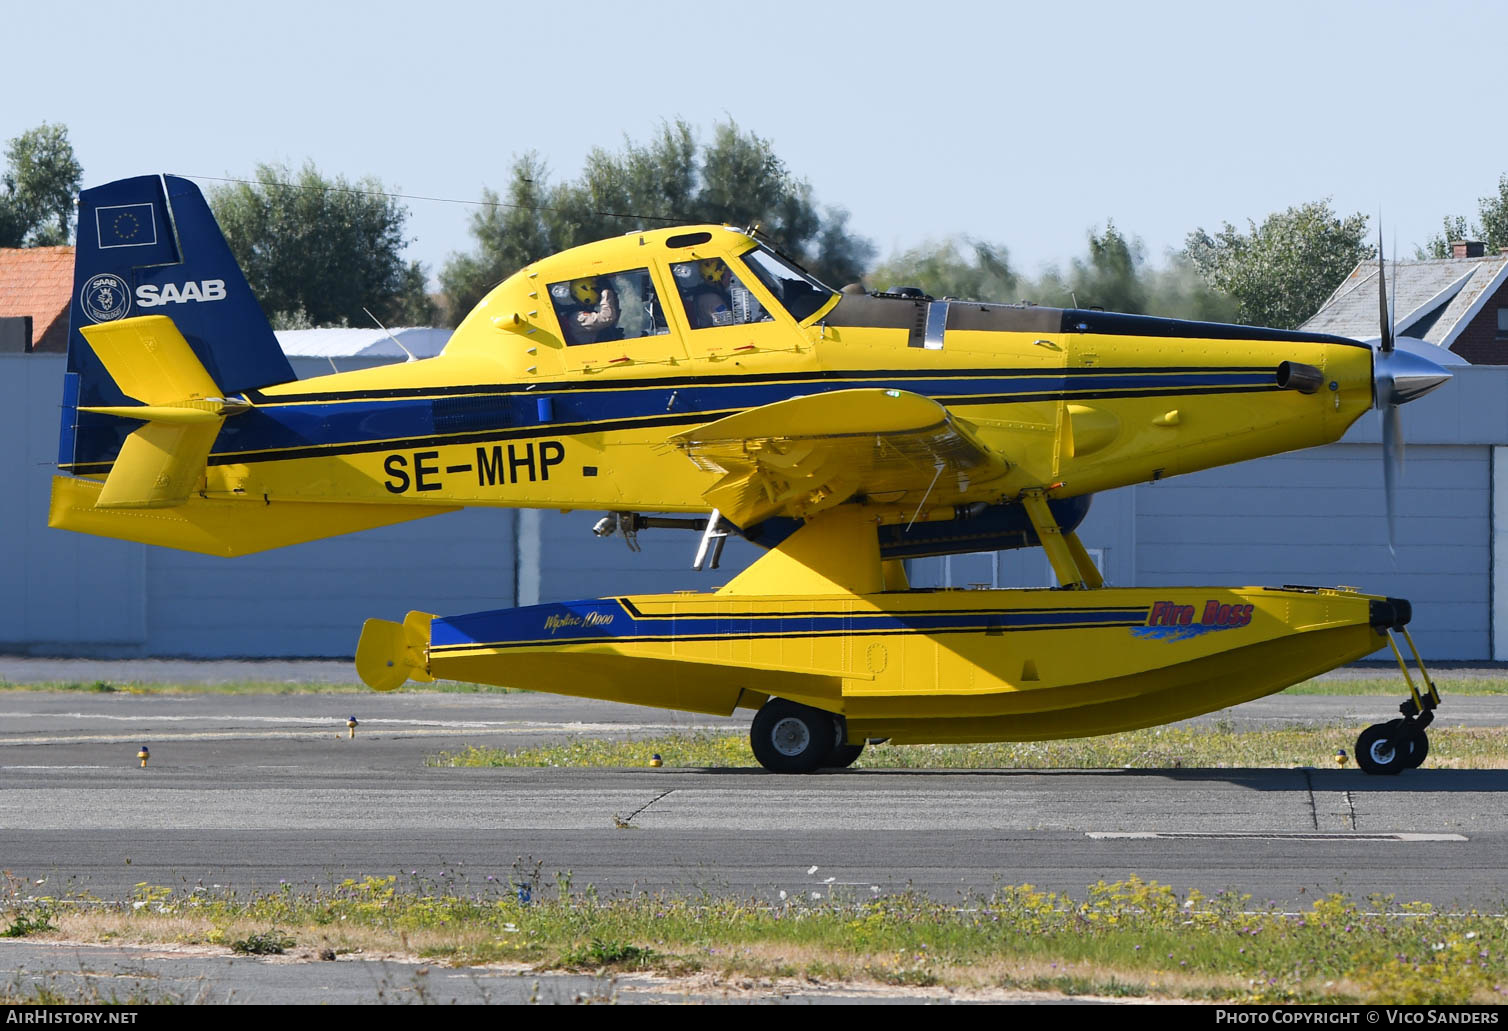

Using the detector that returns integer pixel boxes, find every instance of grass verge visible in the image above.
[1290,675,1508,696]
[3,874,1505,1003]
[430,722,1508,771]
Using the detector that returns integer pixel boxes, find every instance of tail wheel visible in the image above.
[750,699,839,774]
[1355,720,1421,775]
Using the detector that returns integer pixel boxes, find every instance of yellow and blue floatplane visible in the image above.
[49,175,1450,774]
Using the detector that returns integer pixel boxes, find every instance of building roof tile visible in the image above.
[1303,254,1508,354]
[0,246,74,351]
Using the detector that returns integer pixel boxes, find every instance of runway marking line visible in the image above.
[1087,832,1467,842]
[1,765,113,770]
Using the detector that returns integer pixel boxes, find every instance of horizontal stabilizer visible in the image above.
[79,404,223,425]
[79,315,221,405]
[49,475,459,557]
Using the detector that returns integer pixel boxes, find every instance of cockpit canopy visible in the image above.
[525,227,836,350]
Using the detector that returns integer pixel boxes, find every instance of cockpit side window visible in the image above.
[669,257,772,329]
[547,268,668,345]
[736,246,835,323]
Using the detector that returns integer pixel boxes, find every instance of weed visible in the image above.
[2,911,56,937]
[16,875,1508,1003]
[231,930,296,955]
[563,938,656,969]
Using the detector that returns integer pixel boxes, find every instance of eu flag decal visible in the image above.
[96,203,158,249]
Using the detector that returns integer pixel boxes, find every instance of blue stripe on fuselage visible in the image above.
[207,367,1276,464]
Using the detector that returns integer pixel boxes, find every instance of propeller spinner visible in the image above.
[1369,228,1453,552]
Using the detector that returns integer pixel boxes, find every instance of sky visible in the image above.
[7,0,1507,288]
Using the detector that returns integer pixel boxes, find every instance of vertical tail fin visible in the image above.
[60,174,295,474]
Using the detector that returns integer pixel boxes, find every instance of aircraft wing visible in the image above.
[667,388,1010,526]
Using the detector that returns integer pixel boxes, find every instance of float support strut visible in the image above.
[1020,489,1102,589]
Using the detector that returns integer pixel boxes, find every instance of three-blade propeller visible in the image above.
[1369,224,1453,553]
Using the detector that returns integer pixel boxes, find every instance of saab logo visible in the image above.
[1146,601,1253,628]
[136,280,227,308]
[80,273,131,323]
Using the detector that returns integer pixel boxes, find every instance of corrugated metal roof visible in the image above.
[274,327,451,359]
[1303,255,1508,350]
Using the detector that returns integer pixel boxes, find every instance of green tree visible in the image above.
[1184,200,1371,328]
[1421,175,1508,257]
[441,120,874,325]
[0,122,83,247]
[1479,176,1508,254]
[1419,214,1478,259]
[870,223,1233,322]
[1143,255,1240,323]
[208,161,434,329]
[437,155,555,324]
[1062,222,1236,321]
[1069,221,1147,313]
[868,237,1016,301]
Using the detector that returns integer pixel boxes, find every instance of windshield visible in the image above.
[735,246,835,323]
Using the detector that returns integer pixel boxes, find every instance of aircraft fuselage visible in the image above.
[164,225,1374,527]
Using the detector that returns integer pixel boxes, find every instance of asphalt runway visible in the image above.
[3,688,1507,908]
[4,686,1508,1004]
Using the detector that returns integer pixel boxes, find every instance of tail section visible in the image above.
[50,174,462,554]
[60,174,295,475]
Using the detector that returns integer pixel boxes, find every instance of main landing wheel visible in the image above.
[750,699,840,774]
[822,712,864,769]
[824,743,866,769]
[1355,720,1425,775]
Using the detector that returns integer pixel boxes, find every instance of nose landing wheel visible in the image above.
[1355,718,1428,775]
[1354,621,1439,776]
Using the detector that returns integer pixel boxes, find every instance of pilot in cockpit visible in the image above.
[553,277,621,345]
[672,258,764,329]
